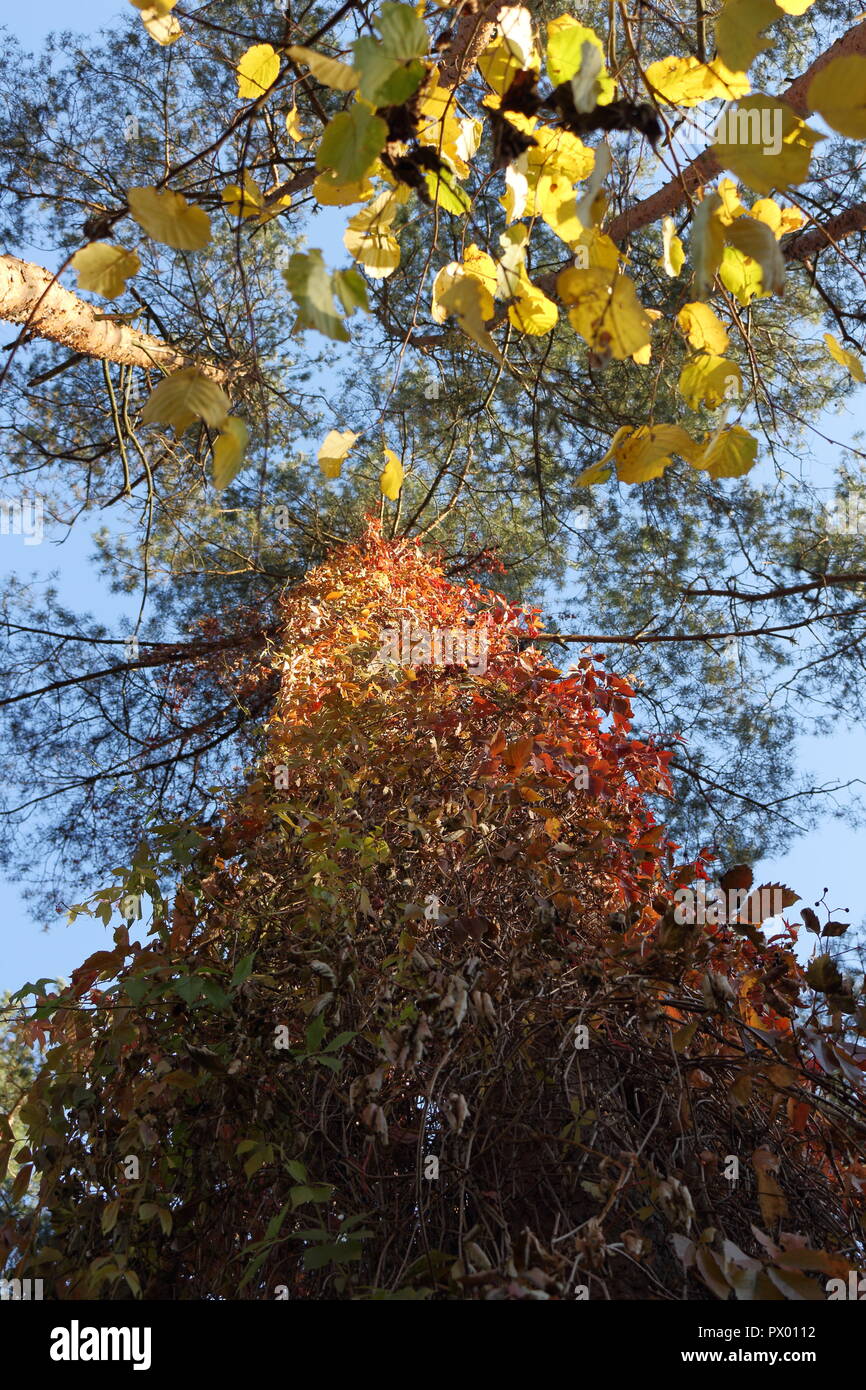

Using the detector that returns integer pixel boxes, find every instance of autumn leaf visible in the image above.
[71,243,140,298]
[713,97,822,194]
[212,418,249,490]
[318,429,358,480]
[316,106,388,185]
[128,186,211,250]
[677,302,729,355]
[379,447,403,500]
[678,355,742,409]
[807,56,866,139]
[715,0,779,73]
[824,332,865,384]
[286,45,359,92]
[645,55,750,107]
[141,367,230,434]
[438,276,502,360]
[556,267,651,364]
[236,44,280,100]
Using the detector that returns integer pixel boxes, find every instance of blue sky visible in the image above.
[1,0,864,995]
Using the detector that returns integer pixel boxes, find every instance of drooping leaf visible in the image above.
[379,447,403,500]
[141,367,230,433]
[318,429,358,480]
[71,243,140,298]
[212,418,250,490]
[127,186,211,250]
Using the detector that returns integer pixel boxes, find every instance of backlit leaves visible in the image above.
[128,186,211,250]
[645,55,750,107]
[807,57,866,140]
[71,243,140,298]
[286,45,359,92]
[317,106,388,185]
[318,429,358,480]
[141,367,230,434]
[285,250,358,340]
[713,97,822,193]
[212,418,249,490]
[236,44,280,100]
[824,332,866,384]
[379,447,404,500]
[557,267,651,363]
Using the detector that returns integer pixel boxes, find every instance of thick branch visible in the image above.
[605,18,866,245]
[0,255,232,383]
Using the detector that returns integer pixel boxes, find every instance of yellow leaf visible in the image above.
[545,16,614,104]
[438,276,502,360]
[613,425,699,483]
[774,0,816,11]
[691,192,726,297]
[713,97,823,193]
[716,0,779,73]
[285,106,305,143]
[287,45,358,92]
[478,39,530,97]
[129,0,175,12]
[807,56,866,139]
[574,227,620,274]
[692,425,758,477]
[318,429,358,479]
[213,418,249,490]
[139,7,182,44]
[726,215,785,293]
[236,44,280,100]
[557,267,651,363]
[719,245,767,305]
[660,217,684,277]
[221,173,263,219]
[344,190,402,278]
[432,247,497,323]
[508,278,558,334]
[678,302,730,355]
[716,177,746,224]
[527,125,594,182]
[71,243,140,298]
[313,171,374,206]
[824,332,866,384]
[679,355,742,409]
[141,367,230,434]
[645,55,750,107]
[127,186,211,250]
[379,447,403,500]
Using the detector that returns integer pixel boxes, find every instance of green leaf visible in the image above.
[316,106,388,184]
[174,974,204,1004]
[290,1182,334,1208]
[305,1012,326,1053]
[333,268,370,316]
[353,40,425,106]
[323,1030,356,1052]
[286,1159,307,1182]
[229,950,256,990]
[303,1239,362,1270]
[123,974,152,1005]
[285,250,350,341]
[201,978,231,1010]
[377,3,429,59]
[423,165,471,215]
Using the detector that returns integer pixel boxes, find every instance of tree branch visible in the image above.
[0,255,234,383]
